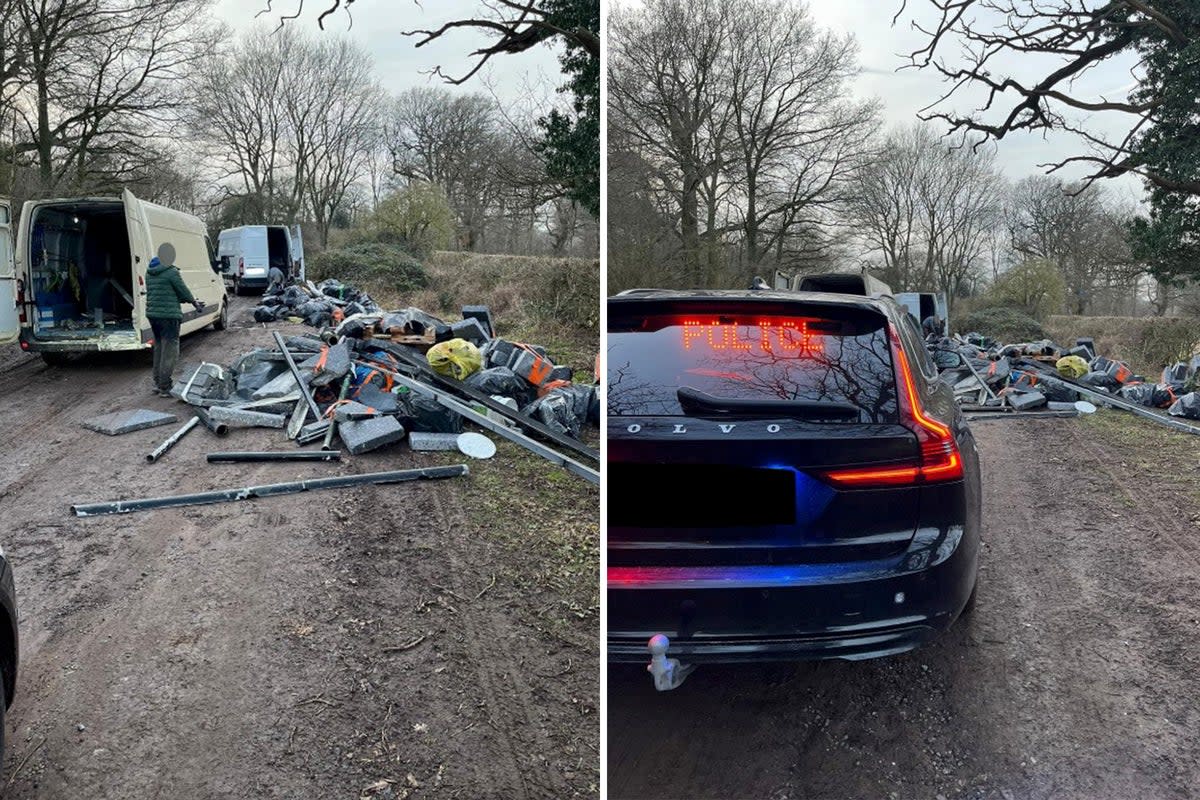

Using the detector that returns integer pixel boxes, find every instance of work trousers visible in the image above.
[149,317,181,391]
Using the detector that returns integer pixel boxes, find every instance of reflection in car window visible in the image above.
[608,312,898,422]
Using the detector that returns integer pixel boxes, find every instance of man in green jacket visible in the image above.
[146,253,204,395]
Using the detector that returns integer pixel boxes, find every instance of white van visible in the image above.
[216,224,305,295]
[0,190,228,364]
[895,291,949,336]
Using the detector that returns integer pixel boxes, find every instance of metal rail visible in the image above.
[71,465,468,517]
[145,417,200,463]
[206,451,342,463]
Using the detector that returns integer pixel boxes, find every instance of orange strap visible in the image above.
[539,378,572,398]
[516,343,553,385]
[313,346,329,374]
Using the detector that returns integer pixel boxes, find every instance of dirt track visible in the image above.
[608,414,1200,799]
[0,298,598,798]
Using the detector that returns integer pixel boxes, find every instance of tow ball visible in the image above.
[647,634,695,691]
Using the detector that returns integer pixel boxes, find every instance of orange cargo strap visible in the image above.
[516,343,553,385]
[313,346,329,373]
[539,378,572,398]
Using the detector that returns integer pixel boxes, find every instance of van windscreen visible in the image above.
[607,302,898,422]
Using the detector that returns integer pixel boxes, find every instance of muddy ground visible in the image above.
[608,412,1200,799]
[0,297,599,798]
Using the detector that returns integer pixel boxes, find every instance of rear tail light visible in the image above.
[817,324,963,489]
[238,258,245,276]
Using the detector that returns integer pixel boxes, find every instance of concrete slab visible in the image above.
[338,415,406,455]
[207,407,287,429]
[82,409,179,436]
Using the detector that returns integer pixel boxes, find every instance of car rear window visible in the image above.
[608,301,898,422]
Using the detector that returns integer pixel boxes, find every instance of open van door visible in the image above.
[290,224,305,282]
[0,199,18,344]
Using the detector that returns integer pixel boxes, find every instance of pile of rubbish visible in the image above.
[172,300,597,465]
[930,330,1200,428]
[251,278,382,327]
[70,300,599,517]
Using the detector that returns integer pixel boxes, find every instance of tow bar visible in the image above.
[647,634,695,691]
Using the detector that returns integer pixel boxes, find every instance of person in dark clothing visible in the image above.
[146,254,204,395]
[921,314,942,340]
[267,264,286,294]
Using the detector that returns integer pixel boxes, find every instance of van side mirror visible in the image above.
[211,259,222,273]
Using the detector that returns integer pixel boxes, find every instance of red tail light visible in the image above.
[238,258,245,276]
[818,324,963,489]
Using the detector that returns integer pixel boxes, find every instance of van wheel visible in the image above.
[232,277,242,296]
[41,352,71,367]
[212,300,229,331]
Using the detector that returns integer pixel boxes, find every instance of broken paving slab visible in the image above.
[337,415,406,455]
[332,400,382,422]
[251,369,308,400]
[206,406,287,429]
[310,340,352,388]
[82,409,179,436]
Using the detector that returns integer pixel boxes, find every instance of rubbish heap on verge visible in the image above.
[174,296,599,471]
[251,278,382,327]
[931,331,1200,432]
[71,293,600,517]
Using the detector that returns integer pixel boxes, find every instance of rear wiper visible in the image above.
[676,386,860,419]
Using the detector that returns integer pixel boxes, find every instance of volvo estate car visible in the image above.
[607,287,981,662]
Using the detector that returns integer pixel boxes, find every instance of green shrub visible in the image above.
[954,306,1046,342]
[1046,315,1200,374]
[407,252,600,334]
[309,243,429,296]
[984,259,1066,320]
[358,183,457,258]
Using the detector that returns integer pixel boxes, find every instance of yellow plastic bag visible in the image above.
[427,338,482,381]
[1056,355,1089,379]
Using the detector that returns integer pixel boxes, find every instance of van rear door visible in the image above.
[290,224,305,281]
[121,189,150,318]
[0,199,18,344]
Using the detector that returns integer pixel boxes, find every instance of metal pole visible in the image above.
[145,416,200,463]
[71,465,469,517]
[206,451,342,463]
[1064,381,1200,436]
[964,410,1080,421]
[273,330,321,420]
[385,371,600,485]
[194,406,229,436]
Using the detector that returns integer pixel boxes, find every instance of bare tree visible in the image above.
[193,29,380,244]
[294,39,383,247]
[1008,176,1136,314]
[387,88,510,250]
[13,0,216,194]
[848,124,1003,303]
[609,0,737,283]
[726,0,877,267]
[193,29,293,221]
[264,1,599,72]
[899,0,1195,194]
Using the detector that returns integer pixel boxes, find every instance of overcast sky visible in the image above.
[214,0,564,111]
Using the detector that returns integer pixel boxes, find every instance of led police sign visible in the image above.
[680,318,823,356]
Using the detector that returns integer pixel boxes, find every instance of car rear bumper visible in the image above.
[607,521,977,663]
